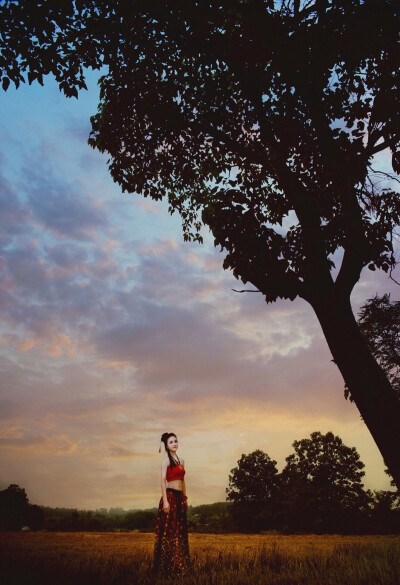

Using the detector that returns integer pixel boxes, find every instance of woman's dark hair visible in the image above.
[161,432,178,468]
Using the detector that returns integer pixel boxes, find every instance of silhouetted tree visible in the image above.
[0,484,29,530]
[27,504,45,530]
[279,432,371,532]
[226,450,279,531]
[1,1,400,486]
[356,294,400,396]
[369,489,400,533]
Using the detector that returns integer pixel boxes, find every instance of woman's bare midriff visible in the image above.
[167,479,184,491]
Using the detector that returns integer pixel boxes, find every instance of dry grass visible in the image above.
[1,532,399,585]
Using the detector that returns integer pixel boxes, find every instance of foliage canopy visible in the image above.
[280,431,370,530]
[1,0,400,304]
[226,449,279,531]
[357,294,400,394]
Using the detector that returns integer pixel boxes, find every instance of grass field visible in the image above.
[1,532,399,585]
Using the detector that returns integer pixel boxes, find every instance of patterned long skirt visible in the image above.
[153,488,190,575]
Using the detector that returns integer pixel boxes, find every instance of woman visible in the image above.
[153,432,190,575]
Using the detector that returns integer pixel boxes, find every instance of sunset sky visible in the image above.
[0,70,398,511]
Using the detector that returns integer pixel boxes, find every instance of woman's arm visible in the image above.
[181,458,187,498]
[182,468,189,511]
[161,458,170,513]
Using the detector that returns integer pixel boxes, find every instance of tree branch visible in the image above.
[204,124,276,177]
[367,167,400,186]
[287,75,367,299]
[369,140,394,157]
[242,74,334,294]
[231,288,261,293]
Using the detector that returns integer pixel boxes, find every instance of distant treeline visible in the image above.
[0,484,230,533]
[1,432,399,534]
[1,484,399,535]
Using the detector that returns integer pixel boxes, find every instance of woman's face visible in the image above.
[167,435,178,452]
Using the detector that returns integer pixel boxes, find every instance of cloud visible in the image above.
[44,243,90,271]
[134,198,164,216]
[24,170,109,241]
[0,170,32,247]
[107,445,152,459]
[0,433,76,454]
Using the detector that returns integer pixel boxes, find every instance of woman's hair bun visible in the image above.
[160,432,177,446]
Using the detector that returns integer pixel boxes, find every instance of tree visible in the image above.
[1,0,400,486]
[122,509,157,531]
[356,294,400,395]
[279,431,370,532]
[369,489,400,533]
[27,504,45,531]
[0,484,29,530]
[226,450,279,531]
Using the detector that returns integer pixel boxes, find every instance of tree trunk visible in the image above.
[310,294,400,491]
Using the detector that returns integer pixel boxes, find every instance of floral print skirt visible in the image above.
[153,488,190,575]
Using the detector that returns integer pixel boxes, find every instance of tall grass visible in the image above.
[1,532,399,585]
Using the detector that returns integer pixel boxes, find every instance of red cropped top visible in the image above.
[167,463,185,482]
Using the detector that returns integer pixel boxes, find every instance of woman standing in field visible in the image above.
[153,432,190,575]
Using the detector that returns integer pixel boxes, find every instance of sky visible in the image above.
[0,69,399,511]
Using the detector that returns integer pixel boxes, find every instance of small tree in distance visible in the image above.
[0,484,45,531]
[226,450,279,532]
[279,431,370,532]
